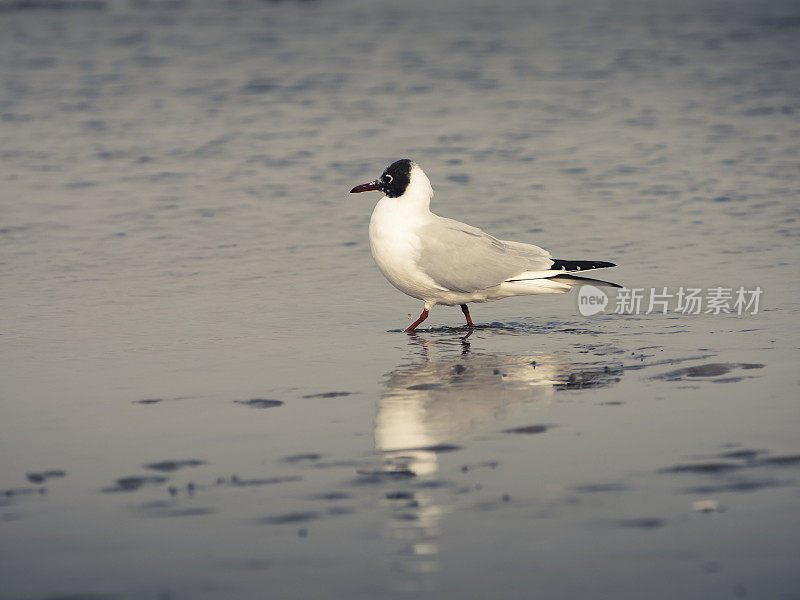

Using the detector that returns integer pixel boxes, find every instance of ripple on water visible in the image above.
[259,512,318,525]
[144,459,205,472]
[503,424,553,435]
[101,476,168,493]
[234,398,284,408]
[26,470,66,483]
[653,362,764,382]
[618,518,665,529]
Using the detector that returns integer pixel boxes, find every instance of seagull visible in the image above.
[350,159,621,332]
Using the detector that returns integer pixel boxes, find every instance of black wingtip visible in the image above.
[550,259,616,272]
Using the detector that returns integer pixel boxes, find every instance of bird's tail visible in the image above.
[545,274,622,288]
[502,260,621,294]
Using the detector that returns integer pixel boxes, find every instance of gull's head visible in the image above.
[350,159,432,200]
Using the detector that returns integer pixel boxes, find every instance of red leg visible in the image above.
[405,309,429,332]
[460,304,474,327]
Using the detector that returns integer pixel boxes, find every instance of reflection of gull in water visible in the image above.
[373,338,623,594]
[376,352,561,476]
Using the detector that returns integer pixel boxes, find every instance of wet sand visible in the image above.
[1,0,799,598]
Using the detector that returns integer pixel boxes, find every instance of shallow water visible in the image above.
[2,0,800,598]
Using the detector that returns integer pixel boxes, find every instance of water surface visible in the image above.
[2,0,799,598]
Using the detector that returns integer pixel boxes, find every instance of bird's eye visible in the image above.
[384,174,393,183]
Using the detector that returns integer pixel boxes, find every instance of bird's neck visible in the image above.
[385,166,435,217]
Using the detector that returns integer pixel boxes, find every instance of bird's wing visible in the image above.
[415,217,553,293]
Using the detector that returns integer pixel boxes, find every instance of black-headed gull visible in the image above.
[350,159,620,331]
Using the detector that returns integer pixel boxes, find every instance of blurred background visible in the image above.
[1,0,799,598]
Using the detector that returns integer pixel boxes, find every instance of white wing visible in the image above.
[415,217,554,293]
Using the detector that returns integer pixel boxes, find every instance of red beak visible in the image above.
[350,180,382,194]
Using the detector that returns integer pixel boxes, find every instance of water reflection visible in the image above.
[374,333,623,593]
[376,337,561,477]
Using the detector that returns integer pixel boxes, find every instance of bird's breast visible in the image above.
[368,199,440,301]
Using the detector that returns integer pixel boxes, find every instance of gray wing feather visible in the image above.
[416,218,553,293]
